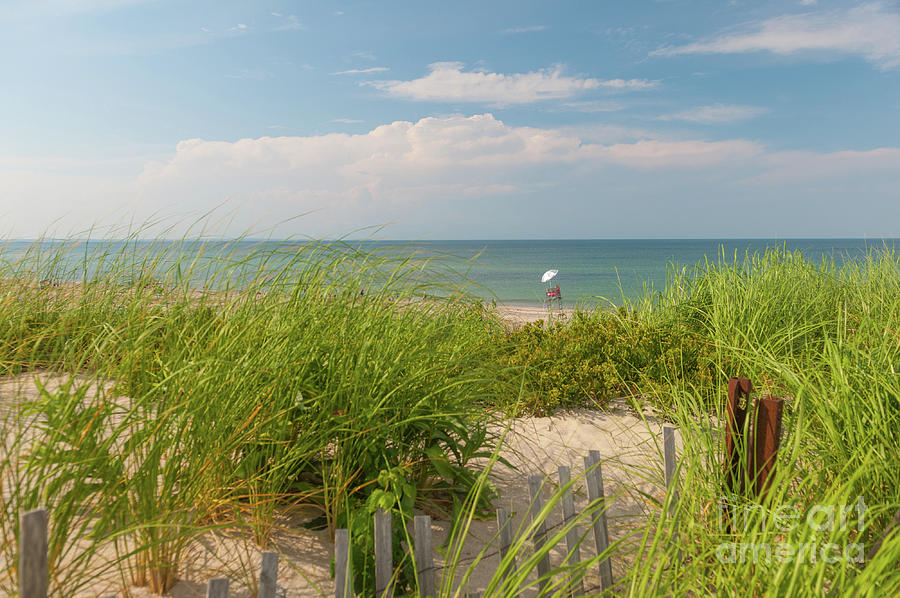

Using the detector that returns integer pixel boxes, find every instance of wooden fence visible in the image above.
[16,426,680,598]
[331,425,681,598]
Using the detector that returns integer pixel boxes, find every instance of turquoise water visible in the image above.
[390,239,894,306]
[3,238,893,307]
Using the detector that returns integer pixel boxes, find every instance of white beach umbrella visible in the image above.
[541,269,558,283]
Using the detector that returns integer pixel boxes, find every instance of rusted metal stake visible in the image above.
[724,377,753,495]
[750,395,784,499]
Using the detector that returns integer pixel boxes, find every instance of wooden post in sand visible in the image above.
[414,515,435,598]
[496,507,516,585]
[584,451,613,591]
[663,425,678,511]
[334,529,353,598]
[558,465,585,596]
[526,476,551,591]
[19,508,48,598]
[663,425,683,564]
[258,551,279,598]
[374,508,394,598]
[206,577,229,598]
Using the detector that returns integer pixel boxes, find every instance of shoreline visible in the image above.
[493,303,576,326]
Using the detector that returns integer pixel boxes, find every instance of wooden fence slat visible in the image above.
[558,465,585,596]
[19,508,48,598]
[206,577,230,598]
[495,507,516,586]
[527,475,552,591]
[663,425,683,564]
[259,551,279,598]
[584,451,613,591]
[374,508,393,598]
[414,515,435,598]
[663,425,678,510]
[334,529,353,598]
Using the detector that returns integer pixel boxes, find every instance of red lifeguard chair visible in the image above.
[541,269,562,321]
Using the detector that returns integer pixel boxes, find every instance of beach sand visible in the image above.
[493,304,574,327]
[1,372,670,597]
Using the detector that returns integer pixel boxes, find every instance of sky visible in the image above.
[1,0,899,239]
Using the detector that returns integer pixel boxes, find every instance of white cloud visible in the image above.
[749,147,900,183]
[353,51,376,61]
[4,114,900,238]
[501,25,549,34]
[653,2,900,69]
[599,79,658,89]
[330,118,364,124]
[658,103,769,124]
[1,0,150,18]
[369,63,657,105]
[136,114,762,206]
[227,68,274,80]
[332,67,390,75]
[559,101,625,113]
[587,139,762,168]
[273,15,304,31]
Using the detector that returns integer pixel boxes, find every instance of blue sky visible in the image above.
[2,0,899,239]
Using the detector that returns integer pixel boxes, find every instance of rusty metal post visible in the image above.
[724,377,752,495]
[750,395,784,499]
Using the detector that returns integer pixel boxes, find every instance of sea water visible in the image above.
[390,239,892,306]
[2,238,892,307]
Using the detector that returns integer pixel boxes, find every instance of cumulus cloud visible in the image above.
[369,63,657,105]
[273,14,304,31]
[658,103,769,124]
[653,2,900,69]
[138,114,757,192]
[501,25,549,34]
[332,67,390,75]
[750,147,900,183]
[5,114,899,237]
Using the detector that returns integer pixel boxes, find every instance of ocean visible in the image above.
[390,239,894,306]
[2,238,893,307]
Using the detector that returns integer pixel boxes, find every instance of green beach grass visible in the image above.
[1,232,898,596]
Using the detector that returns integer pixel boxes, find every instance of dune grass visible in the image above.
[1,233,898,596]
[0,232,511,595]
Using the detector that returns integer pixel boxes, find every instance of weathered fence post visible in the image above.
[584,451,613,591]
[19,508,48,598]
[374,508,393,598]
[527,476,552,591]
[750,395,784,499]
[334,529,353,598]
[259,551,279,598]
[663,425,683,564]
[558,465,584,596]
[496,507,516,586]
[206,577,229,598]
[725,377,752,495]
[414,515,435,598]
[663,425,678,510]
